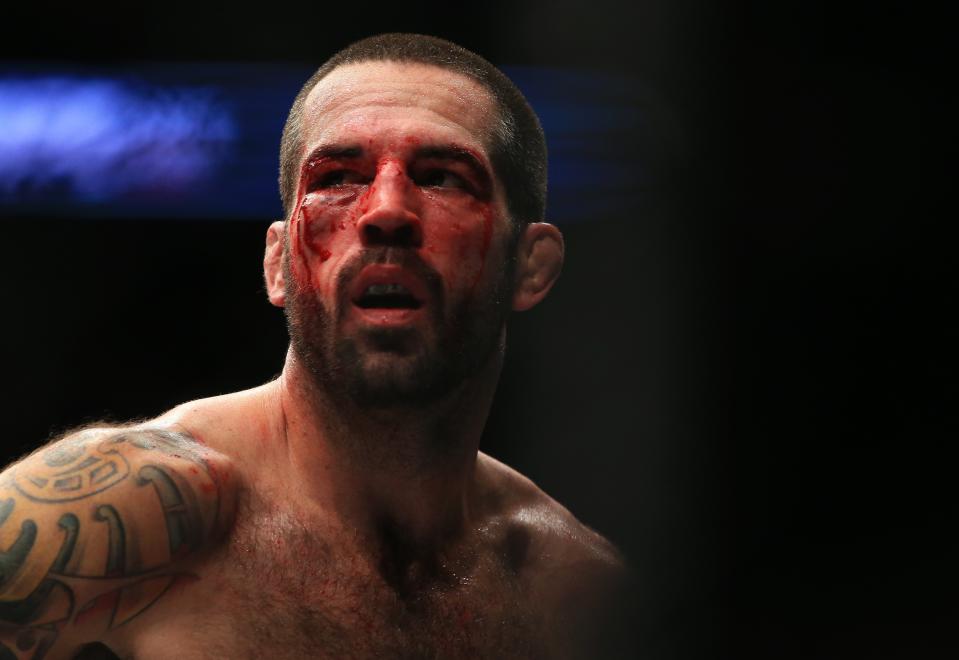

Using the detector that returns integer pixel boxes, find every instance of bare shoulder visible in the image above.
[477,453,636,658]
[153,383,276,460]
[476,452,625,573]
[0,425,236,658]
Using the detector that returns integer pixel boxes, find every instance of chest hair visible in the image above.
[206,490,545,659]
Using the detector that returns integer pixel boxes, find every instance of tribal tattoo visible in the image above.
[0,429,226,659]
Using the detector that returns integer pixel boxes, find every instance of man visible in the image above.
[0,34,629,659]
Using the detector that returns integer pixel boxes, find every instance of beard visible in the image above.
[284,247,513,409]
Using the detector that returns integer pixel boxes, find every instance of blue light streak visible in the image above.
[0,75,235,205]
[0,64,673,222]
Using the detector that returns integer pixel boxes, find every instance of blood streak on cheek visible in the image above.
[288,177,310,283]
[291,157,350,289]
[356,180,376,216]
[300,201,334,263]
[298,193,361,300]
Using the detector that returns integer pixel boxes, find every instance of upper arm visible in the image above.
[524,505,636,659]
[0,427,235,658]
[542,549,637,659]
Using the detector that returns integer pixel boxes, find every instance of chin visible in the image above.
[338,343,460,409]
[285,269,509,410]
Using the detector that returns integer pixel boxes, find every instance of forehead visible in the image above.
[300,61,498,156]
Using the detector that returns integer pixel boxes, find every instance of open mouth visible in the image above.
[353,283,422,310]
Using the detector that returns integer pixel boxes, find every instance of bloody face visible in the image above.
[283,62,515,407]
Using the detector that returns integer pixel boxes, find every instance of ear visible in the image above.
[264,220,287,307]
[512,222,564,311]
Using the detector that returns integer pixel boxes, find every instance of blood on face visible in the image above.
[287,137,501,305]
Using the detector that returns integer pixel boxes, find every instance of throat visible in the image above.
[372,513,476,598]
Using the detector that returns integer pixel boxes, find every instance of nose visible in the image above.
[356,166,423,248]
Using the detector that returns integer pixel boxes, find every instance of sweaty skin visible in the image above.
[0,62,628,659]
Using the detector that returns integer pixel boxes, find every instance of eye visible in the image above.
[312,170,365,189]
[417,169,468,190]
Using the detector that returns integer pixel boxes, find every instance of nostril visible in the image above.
[360,219,421,247]
[363,225,384,243]
[394,225,414,244]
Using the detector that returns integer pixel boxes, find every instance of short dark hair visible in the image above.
[278,33,547,228]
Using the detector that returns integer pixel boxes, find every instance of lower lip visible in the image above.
[351,305,424,327]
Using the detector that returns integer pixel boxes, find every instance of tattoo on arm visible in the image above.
[0,429,227,659]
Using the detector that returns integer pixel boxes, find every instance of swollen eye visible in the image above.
[418,169,466,189]
[313,170,365,189]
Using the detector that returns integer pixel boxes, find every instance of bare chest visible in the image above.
[130,494,545,659]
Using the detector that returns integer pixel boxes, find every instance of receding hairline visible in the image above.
[293,60,501,169]
[280,33,548,227]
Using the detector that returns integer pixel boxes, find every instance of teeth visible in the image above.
[364,283,410,296]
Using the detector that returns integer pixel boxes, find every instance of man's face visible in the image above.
[283,61,515,407]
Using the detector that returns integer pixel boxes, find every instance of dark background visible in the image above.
[1,2,955,658]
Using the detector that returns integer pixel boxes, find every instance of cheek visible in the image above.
[421,194,492,255]
[422,196,496,290]
[301,199,353,258]
[290,192,361,294]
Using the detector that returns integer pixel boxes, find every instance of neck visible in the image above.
[265,341,503,555]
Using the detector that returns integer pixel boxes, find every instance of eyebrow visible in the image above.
[300,142,494,194]
[302,144,490,173]
[303,144,363,164]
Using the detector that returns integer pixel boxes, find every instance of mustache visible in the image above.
[335,247,444,304]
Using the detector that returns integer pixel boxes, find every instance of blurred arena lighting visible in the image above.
[0,64,677,221]
[0,74,235,212]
